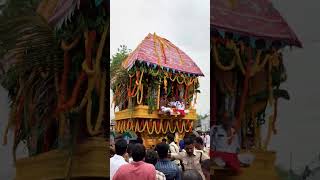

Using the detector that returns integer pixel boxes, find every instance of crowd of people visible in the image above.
[110,133,211,180]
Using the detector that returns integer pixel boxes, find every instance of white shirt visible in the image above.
[169,142,181,166]
[211,125,240,153]
[205,134,210,148]
[110,154,128,180]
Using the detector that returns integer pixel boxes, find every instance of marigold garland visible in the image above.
[138,120,147,133]
[147,120,155,134]
[176,120,184,134]
[176,75,185,84]
[184,120,191,132]
[150,68,160,77]
[169,120,176,133]
[162,120,169,134]
[117,120,122,132]
[169,73,177,82]
[213,43,236,71]
[154,120,162,134]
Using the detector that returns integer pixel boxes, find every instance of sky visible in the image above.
[1,0,320,179]
[110,0,211,119]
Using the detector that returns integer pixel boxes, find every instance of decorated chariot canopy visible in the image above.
[122,33,204,76]
[113,33,203,146]
[211,0,302,48]
[210,1,303,178]
[210,0,302,152]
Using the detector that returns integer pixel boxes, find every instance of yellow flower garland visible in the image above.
[213,42,236,71]
[130,70,144,98]
[135,120,140,132]
[233,42,246,75]
[138,120,148,133]
[118,120,122,133]
[150,68,160,77]
[188,122,193,132]
[162,120,169,134]
[136,84,144,104]
[147,120,155,134]
[176,120,184,134]
[250,50,271,76]
[184,120,191,132]
[154,120,162,134]
[176,74,185,84]
[169,74,177,82]
[127,119,135,131]
[122,120,127,133]
[185,77,196,86]
[169,120,176,133]
[163,77,168,94]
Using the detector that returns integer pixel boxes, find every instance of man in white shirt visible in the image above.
[167,133,182,169]
[110,139,128,180]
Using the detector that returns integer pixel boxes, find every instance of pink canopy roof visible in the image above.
[211,0,302,47]
[122,33,204,76]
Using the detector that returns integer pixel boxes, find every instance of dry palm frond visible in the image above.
[0,15,62,73]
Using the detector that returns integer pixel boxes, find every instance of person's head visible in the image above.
[145,150,159,166]
[132,143,146,162]
[137,137,143,144]
[127,143,135,157]
[115,139,127,156]
[184,137,194,156]
[201,159,211,180]
[162,138,167,144]
[167,133,175,143]
[156,143,169,159]
[194,136,204,150]
[182,170,202,180]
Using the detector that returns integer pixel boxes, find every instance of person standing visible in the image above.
[155,143,181,180]
[145,149,167,180]
[170,137,209,180]
[167,133,181,169]
[113,143,156,180]
[194,136,209,157]
[126,142,135,163]
[110,139,128,180]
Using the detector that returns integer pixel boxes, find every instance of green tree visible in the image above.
[110,45,131,110]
